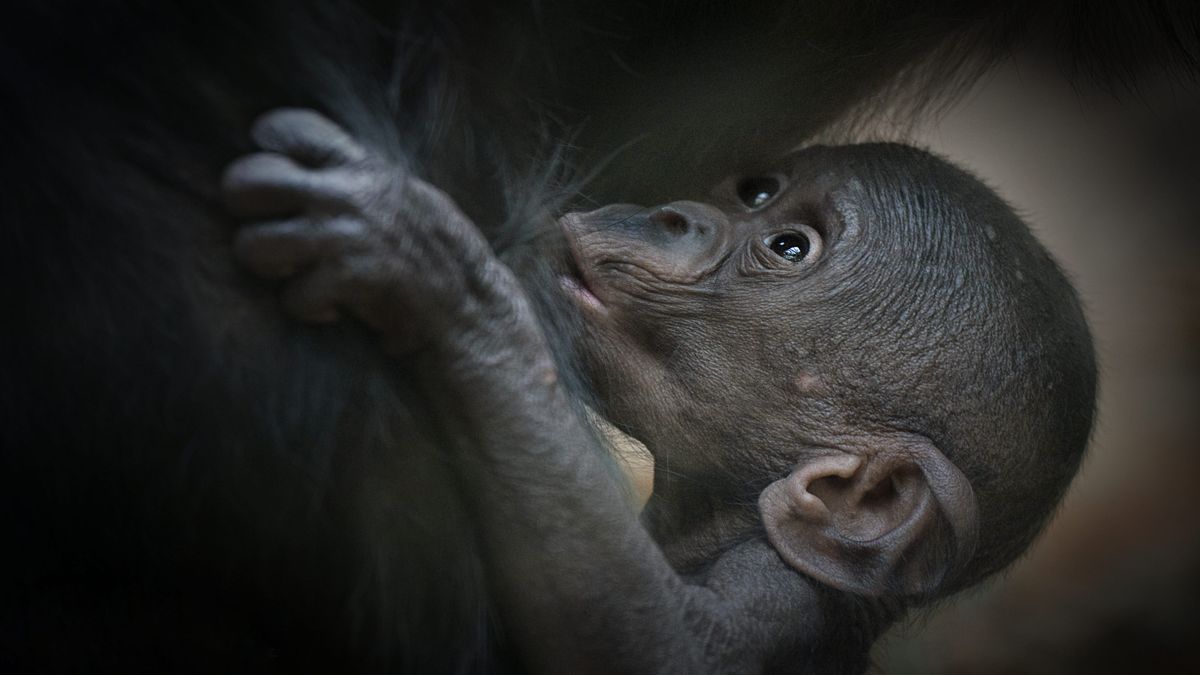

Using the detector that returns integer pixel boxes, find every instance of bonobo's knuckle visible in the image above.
[359,155,397,176]
[407,177,456,214]
[343,176,391,212]
[357,166,409,210]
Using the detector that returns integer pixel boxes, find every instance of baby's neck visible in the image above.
[642,481,762,574]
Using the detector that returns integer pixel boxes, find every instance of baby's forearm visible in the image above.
[412,280,708,671]
[415,269,823,673]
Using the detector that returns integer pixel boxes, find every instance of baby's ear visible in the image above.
[758,439,978,598]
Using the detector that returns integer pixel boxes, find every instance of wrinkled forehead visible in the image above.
[780,145,934,200]
[764,146,944,241]
[789,145,982,242]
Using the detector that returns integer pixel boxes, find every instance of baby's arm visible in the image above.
[222,109,818,673]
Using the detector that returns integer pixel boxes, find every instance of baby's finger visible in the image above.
[251,108,368,168]
[233,218,338,280]
[223,152,334,219]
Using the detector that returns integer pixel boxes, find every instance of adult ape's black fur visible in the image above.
[1,1,1196,672]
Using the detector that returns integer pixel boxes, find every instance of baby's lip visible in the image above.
[558,214,607,314]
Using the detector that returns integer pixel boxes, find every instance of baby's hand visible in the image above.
[222,108,505,354]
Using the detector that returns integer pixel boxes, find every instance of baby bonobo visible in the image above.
[223,109,1096,673]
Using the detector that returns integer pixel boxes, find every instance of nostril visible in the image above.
[649,208,690,236]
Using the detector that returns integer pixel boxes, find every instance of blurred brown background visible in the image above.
[870,52,1200,674]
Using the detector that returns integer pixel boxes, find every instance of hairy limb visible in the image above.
[224,108,818,673]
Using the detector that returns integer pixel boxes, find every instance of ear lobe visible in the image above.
[759,440,978,599]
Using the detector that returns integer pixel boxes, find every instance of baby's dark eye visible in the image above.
[737,176,780,209]
[765,232,810,262]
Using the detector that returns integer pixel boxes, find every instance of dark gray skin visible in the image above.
[223,108,1096,673]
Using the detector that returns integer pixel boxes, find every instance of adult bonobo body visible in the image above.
[225,109,1097,672]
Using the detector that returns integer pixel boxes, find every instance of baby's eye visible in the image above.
[737,176,780,209]
[765,232,810,262]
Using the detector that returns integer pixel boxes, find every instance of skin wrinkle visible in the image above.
[597,264,722,313]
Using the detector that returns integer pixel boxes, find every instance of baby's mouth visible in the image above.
[558,215,607,314]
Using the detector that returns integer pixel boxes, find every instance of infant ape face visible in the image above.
[557,143,1095,595]
[557,146,905,483]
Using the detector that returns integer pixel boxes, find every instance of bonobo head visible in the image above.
[557,143,1096,603]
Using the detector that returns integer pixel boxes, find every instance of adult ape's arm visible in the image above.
[222,109,820,673]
